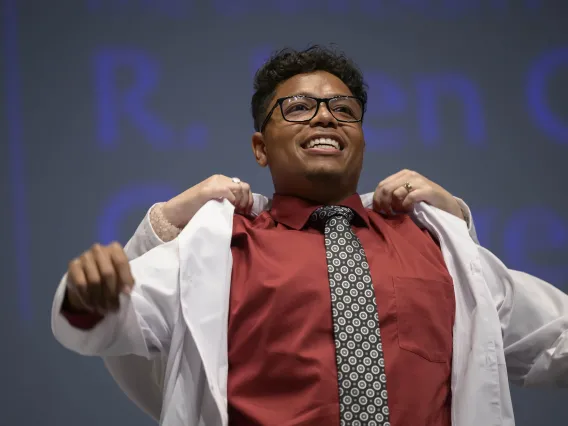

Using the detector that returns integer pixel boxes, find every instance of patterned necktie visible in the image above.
[310,206,390,426]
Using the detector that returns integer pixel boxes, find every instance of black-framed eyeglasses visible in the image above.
[259,95,364,132]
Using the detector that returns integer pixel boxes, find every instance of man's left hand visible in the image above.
[373,169,465,220]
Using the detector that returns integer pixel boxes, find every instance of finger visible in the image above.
[376,169,410,189]
[67,258,92,311]
[391,186,412,212]
[372,197,391,215]
[227,183,243,207]
[217,187,237,205]
[92,243,117,311]
[68,258,87,288]
[401,189,428,210]
[375,180,402,215]
[81,250,105,313]
[236,182,250,212]
[230,184,245,212]
[373,188,393,215]
[375,171,422,214]
[374,173,407,214]
[109,242,134,297]
[392,186,408,201]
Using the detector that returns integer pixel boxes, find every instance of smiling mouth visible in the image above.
[302,137,343,151]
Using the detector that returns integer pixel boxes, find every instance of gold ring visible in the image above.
[403,182,413,193]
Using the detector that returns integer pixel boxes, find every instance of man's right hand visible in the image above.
[162,174,253,228]
[65,242,134,314]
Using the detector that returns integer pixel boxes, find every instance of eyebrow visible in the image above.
[288,92,353,99]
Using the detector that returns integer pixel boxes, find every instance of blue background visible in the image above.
[1,0,567,424]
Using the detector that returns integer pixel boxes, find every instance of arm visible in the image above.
[478,247,568,387]
[52,239,181,358]
[124,203,181,258]
[57,175,254,420]
[63,171,254,329]
[61,203,181,331]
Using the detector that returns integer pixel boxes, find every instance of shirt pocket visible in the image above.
[392,276,454,363]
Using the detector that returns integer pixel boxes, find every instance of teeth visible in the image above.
[305,138,341,150]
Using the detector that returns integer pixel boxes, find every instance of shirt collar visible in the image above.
[269,193,371,230]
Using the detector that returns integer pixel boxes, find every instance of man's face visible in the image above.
[252,71,365,197]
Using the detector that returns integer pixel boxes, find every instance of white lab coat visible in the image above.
[51,194,568,426]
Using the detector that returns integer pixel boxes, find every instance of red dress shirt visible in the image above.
[227,194,454,425]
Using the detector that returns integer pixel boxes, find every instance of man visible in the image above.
[52,46,568,426]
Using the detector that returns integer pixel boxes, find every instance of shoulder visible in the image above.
[232,211,274,233]
[366,208,442,249]
[367,208,449,272]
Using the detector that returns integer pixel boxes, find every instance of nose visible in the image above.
[309,101,338,128]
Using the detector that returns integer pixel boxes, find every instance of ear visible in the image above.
[251,132,268,167]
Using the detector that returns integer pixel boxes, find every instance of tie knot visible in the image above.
[309,206,354,228]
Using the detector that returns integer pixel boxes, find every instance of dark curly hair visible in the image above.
[251,45,368,132]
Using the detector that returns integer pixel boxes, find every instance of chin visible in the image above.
[304,167,345,182]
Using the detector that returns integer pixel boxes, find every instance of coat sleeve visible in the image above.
[453,196,479,245]
[107,205,172,420]
[51,238,181,358]
[51,212,180,420]
[478,247,568,387]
